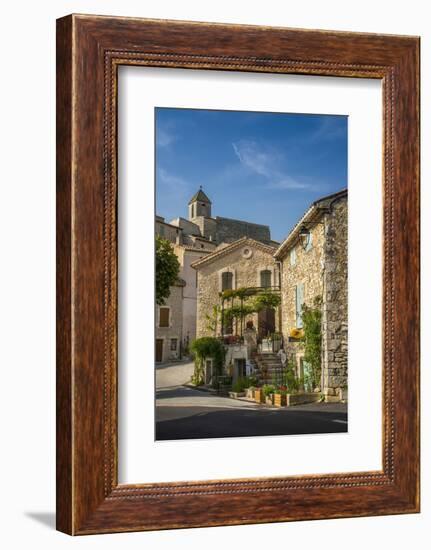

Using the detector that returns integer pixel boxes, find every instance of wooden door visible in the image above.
[258,307,275,339]
[155,339,164,362]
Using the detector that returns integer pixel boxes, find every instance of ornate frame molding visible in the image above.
[57,15,419,534]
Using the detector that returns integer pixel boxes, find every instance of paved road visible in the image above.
[155,360,347,441]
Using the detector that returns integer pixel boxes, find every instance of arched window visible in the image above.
[221,271,233,291]
[260,269,272,288]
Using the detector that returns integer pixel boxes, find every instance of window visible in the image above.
[295,283,304,328]
[260,269,272,288]
[290,248,296,266]
[191,203,195,218]
[159,224,165,237]
[305,231,313,252]
[159,307,170,327]
[170,338,178,351]
[221,271,233,291]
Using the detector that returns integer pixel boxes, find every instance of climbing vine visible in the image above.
[190,337,226,385]
[301,296,323,389]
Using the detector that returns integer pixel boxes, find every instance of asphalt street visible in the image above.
[155,360,348,441]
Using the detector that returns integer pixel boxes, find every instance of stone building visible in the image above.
[155,278,186,363]
[155,215,182,245]
[274,189,348,401]
[172,244,215,348]
[179,187,277,246]
[192,237,281,339]
[155,187,277,360]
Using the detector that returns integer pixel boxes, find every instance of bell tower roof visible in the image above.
[188,186,211,205]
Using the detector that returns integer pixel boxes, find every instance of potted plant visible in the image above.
[262,384,276,405]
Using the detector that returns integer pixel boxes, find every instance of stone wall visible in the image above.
[193,216,218,242]
[170,217,201,237]
[195,242,278,338]
[321,198,348,399]
[215,216,271,244]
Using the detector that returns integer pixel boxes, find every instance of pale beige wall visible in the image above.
[155,284,183,362]
[176,247,210,343]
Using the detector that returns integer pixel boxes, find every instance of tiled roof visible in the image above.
[191,236,277,269]
[274,188,347,260]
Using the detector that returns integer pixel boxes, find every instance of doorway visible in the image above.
[258,307,275,339]
[155,339,164,362]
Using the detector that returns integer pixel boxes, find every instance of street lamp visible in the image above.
[299,224,311,250]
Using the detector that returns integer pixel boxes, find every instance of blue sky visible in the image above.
[155,108,347,243]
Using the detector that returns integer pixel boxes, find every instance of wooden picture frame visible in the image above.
[56,14,420,535]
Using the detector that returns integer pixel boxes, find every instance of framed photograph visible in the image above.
[56,14,420,535]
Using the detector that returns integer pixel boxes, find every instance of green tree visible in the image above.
[155,236,180,305]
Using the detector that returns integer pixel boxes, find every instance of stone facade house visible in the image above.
[155,213,216,361]
[155,215,182,245]
[155,278,186,363]
[192,237,281,339]
[192,237,281,384]
[173,244,215,348]
[274,189,348,401]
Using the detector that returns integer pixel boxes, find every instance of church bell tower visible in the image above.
[188,186,212,221]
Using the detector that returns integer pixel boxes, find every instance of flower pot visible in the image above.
[245,387,255,400]
[254,388,265,404]
[273,393,287,407]
[265,395,274,406]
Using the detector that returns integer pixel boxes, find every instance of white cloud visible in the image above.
[156,128,176,147]
[232,140,318,191]
[232,140,274,177]
[158,168,188,189]
[267,177,313,191]
[309,116,346,143]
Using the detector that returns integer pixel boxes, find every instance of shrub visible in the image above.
[280,362,300,394]
[231,377,248,393]
[231,376,258,393]
[262,384,276,397]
